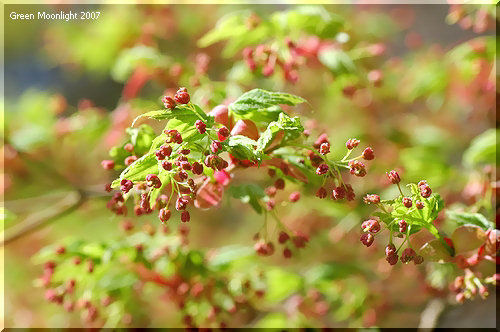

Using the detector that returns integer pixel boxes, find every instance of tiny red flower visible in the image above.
[101,160,115,170]
[146,174,162,188]
[361,219,380,233]
[360,233,374,247]
[278,231,290,244]
[316,187,327,199]
[346,138,360,150]
[274,178,285,190]
[332,186,346,200]
[162,96,176,109]
[124,143,134,152]
[414,255,424,265]
[217,127,230,141]
[385,244,396,256]
[192,162,204,175]
[159,208,171,223]
[401,247,416,263]
[319,142,330,155]
[195,120,206,134]
[415,200,424,209]
[362,147,375,160]
[211,141,222,154]
[124,155,137,166]
[289,191,301,203]
[316,163,329,175]
[174,88,190,104]
[363,194,380,204]
[265,186,277,197]
[348,160,367,177]
[399,220,408,233]
[403,197,412,208]
[181,210,190,223]
[386,253,398,265]
[387,170,401,184]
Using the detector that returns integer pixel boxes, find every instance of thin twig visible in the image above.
[2,190,87,246]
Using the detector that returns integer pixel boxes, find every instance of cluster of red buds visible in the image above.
[312,135,375,202]
[38,250,108,325]
[287,289,330,319]
[254,229,309,259]
[360,170,434,266]
[162,87,191,109]
[447,4,494,33]
[451,270,497,304]
[38,224,280,328]
[102,87,238,226]
[243,42,299,83]
[242,34,334,84]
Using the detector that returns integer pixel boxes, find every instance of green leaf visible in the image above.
[229,89,306,117]
[318,47,356,75]
[463,129,497,167]
[305,263,367,282]
[125,124,155,156]
[446,211,493,231]
[264,268,302,304]
[208,245,255,267]
[197,11,253,47]
[229,184,265,214]
[451,225,487,254]
[271,5,343,38]
[132,104,210,127]
[257,112,304,151]
[419,239,453,262]
[225,135,261,161]
[271,147,318,184]
[97,267,138,291]
[111,46,167,82]
[197,11,273,57]
[255,313,289,328]
[81,243,105,258]
[111,153,157,188]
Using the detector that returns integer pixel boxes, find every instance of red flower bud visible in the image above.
[362,219,380,233]
[403,197,412,208]
[289,191,301,203]
[360,233,374,247]
[401,247,416,263]
[316,163,329,175]
[181,210,190,223]
[101,160,115,170]
[162,96,176,109]
[346,138,360,150]
[387,170,401,184]
[362,147,375,160]
[316,187,327,199]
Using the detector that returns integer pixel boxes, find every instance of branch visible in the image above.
[1,190,87,246]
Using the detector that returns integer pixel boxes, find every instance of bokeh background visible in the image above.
[2,3,497,328]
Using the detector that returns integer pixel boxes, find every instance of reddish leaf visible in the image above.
[231,119,259,140]
[214,170,231,186]
[194,179,224,209]
[419,239,453,262]
[208,105,233,129]
[451,225,486,254]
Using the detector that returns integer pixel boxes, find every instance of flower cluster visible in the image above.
[359,170,439,266]
[242,35,336,84]
[451,270,497,304]
[36,226,275,328]
[313,135,375,202]
[102,87,237,225]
